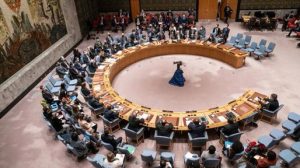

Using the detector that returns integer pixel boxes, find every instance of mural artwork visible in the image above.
[0,0,67,84]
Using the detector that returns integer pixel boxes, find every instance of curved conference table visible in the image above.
[93,40,266,131]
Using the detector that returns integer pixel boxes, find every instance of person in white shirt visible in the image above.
[200,145,221,162]
[103,152,125,168]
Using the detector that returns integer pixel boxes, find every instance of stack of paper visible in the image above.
[218,116,227,122]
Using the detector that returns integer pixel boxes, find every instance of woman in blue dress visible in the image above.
[169,61,185,87]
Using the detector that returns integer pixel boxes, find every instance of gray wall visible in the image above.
[0,0,82,113]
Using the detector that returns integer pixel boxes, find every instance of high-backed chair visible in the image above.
[265,42,276,56]
[141,149,157,166]
[257,39,267,49]
[241,111,258,130]
[154,130,174,150]
[65,83,76,92]
[123,124,144,145]
[235,33,243,43]
[242,42,257,56]
[244,35,252,46]
[87,102,104,116]
[254,45,266,60]
[269,129,286,141]
[188,131,208,150]
[64,75,78,85]
[288,112,300,123]
[226,36,237,46]
[202,158,221,168]
[100,115,121,133]
[49,75,63,87]
[84,76,93,88]
[220,129,243,144]
[258,135,280,149]
[282,120,300,137]
[117,144,136,160]
[235,38,246,49]
[279,149,300,167]
[45,82,60,95]
[87,154,106,168]
[260,104,284,124]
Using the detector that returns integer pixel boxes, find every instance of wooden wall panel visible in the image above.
[198,0,218,19]
[130,0,140,19]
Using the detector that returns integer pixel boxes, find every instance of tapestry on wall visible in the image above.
[0,0,67,84]
[140,0,197,11]
[240,0,300,10]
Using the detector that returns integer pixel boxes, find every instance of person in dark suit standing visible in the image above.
[188,118,206,138]
[212,24,221,37]
[128,111,144,132]
[259,93,279,111]
[103,105,119,121]
[222,24,230,43]
[224,3,232,24]
[156,118,173,137]
[221,118,239,136]
[101,128,122,151]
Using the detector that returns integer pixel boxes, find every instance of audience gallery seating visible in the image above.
[154,130,175,150]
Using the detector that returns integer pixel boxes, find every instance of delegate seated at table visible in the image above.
[188,118,206,138]
[101,128,122,151]
[128,111,145,132]
[103,105,119,121]
[221,118,239,136]
[156,118,174,137]
[259,93,279,111]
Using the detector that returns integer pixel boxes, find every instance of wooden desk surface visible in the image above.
[92,41,261,131]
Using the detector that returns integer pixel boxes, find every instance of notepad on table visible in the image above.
[218,116,227,122]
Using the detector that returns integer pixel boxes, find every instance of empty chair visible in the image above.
[242,42,257,56]
[220,129,243,144]
[235,33,243,43]
[244,35,252,46]
[241,111,258,130]
[154,130,174,150]
[253,45,267,60]
[65,83,76,92]
[87,154,106,168]
[269,129,286,141]
[279,149,300,167]
[161,151,175,164]
[49,75,63,87]
[291,142,300,154]
[226,36,237,46]
[45,82,60,95]
[235,38,246,49]
[282,120,300,136]
[265,42,276,56]
[141,149,157,166]
[84,76,93,88]
[123,124,144,145]
[64,75,78,85]
[260,104,284,124]
[258,135,279,149]
[202,158,221,168]
[188,131,208,150]
[100,115,121,133]
[117,144,136,159]
[257,39,267,49]
[288,112,300,123]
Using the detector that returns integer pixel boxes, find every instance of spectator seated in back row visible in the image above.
[201,145,222,162]
[80,83,91,97]
[188,118,206,138]
[101,127,123,151]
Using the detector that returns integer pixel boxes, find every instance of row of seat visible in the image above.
[227,33,276,60]
[46,75,78,95]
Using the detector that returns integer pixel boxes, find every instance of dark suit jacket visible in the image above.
[222,123,239,136]
[42,90,53,103]
[264,98,279,111]
[156,122,173,137]
[188,122,206,138]
[101,134,118,150]
[128,116,144,132]
[103,109,118,121]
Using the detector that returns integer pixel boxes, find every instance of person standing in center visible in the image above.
[169,61,185,87]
